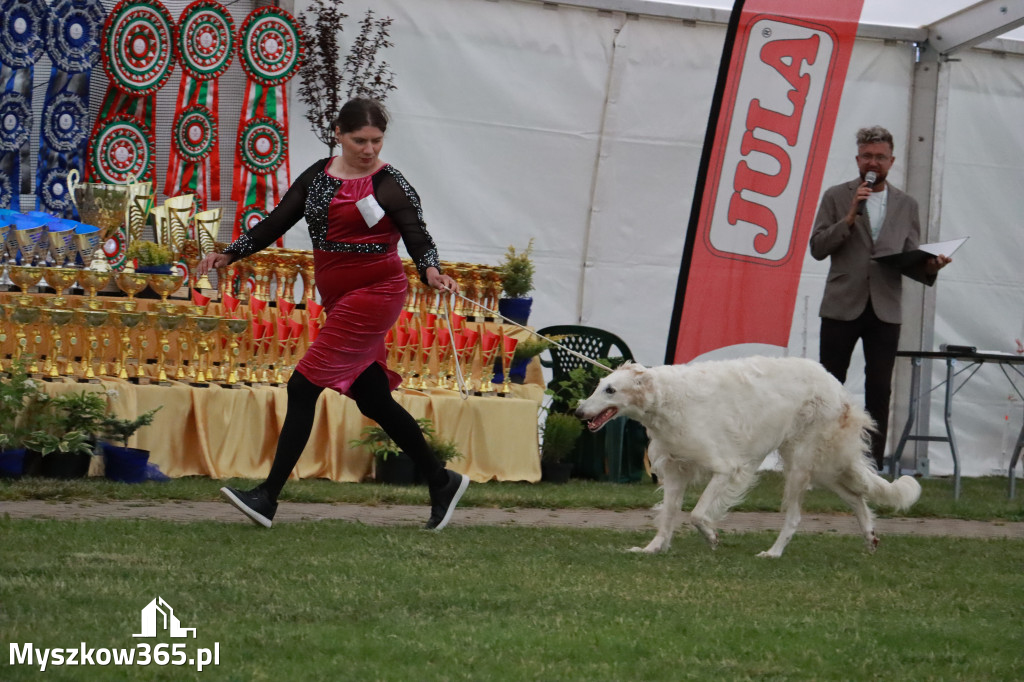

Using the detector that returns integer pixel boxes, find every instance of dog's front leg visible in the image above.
[631,458,687,554]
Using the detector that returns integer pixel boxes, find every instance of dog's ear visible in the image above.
[624,362,647,378]
[633,365,651,390]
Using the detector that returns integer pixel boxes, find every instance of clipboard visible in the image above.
[873,237,968,269]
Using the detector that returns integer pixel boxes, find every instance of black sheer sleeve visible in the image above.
[222,160,329,261]
[373,166,442,282]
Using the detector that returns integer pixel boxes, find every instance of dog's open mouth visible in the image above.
[587,407,618,432]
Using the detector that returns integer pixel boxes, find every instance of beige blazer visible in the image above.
[809,178,935,324]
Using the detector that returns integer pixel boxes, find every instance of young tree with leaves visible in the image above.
[298,1,398,154]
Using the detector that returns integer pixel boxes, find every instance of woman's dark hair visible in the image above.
[331,98,389,135]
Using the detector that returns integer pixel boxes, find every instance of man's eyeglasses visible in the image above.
[858,153,892,163]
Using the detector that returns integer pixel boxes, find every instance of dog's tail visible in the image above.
[849,453,921,511]
[834,401,922,511]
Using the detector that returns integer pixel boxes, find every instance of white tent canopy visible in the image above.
[281,0,1024,477]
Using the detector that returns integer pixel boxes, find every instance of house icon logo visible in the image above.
[133,597,197,638]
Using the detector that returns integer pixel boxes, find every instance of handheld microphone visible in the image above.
[856,171,877,216]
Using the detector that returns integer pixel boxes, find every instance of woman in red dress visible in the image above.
[198,98,468,530]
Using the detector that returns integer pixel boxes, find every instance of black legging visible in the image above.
[260,364,445,499]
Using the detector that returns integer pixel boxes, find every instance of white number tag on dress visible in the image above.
[356,195,386,229]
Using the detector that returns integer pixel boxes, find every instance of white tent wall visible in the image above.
[926,48,1024,477]
[576,15,722,343]
[286,0,1024,476]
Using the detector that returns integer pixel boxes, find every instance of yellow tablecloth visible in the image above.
[39,379,544,483]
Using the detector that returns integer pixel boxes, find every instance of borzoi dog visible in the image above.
[575,357,921,558]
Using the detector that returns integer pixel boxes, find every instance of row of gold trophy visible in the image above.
[387,306,520,395]
[0,289,308,388]
[387,261,519,395]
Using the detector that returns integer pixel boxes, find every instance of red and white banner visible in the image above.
[665,0,864,364]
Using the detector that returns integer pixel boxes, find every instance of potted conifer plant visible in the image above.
[540,410,583,483]
[126,240,174,274]
[496,239,535,325]
[351,417,462,485]
[99,401,163,483]
[509,337,554,384]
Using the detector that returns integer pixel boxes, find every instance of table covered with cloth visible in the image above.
[39,379,544,483]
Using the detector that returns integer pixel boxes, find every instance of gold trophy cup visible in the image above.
[114,271,150,311]
[193,208,221,293]
[165,194,195,255]
[10,305,42,371]
[76,308,110,381]
[42,308,75,378]
[14,225,48,267]
[152,205,170,248]
[73,227,103,269]
[154,312,186,384]
[67,168,130,269]
[125,175,154,244]
[110,310,145,379]
[1,222,13,264]
[42,267,79,308]
[190,315,222,384]
[9,265,45,305]
[148,273,186,312]
[77,269,111,309]
[222,317,250,385]
[47,225,78,267]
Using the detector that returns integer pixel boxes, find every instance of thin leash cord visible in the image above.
[438,290,613,398]
[442,294,472,400]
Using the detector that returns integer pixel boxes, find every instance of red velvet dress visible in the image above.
[295,170,406,394]
[223,158,443,396]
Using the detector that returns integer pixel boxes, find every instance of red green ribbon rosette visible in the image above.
[86,0,177,185]
[165,0,235,208]
[231,6,303,242]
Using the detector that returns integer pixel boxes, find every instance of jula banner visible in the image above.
[665,0,864,364]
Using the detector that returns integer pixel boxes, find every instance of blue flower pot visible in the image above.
[497,297,532,326]
[102,443,151,483]
[0,448,26,478]
[136,264,173,274]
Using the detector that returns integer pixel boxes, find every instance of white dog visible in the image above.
[575,357,921,558]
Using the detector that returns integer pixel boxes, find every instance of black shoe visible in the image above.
[425,470,469,531]
[221,486,277,528]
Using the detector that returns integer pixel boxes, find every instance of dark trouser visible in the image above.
[819,301,901,470]
[260,365,446,500]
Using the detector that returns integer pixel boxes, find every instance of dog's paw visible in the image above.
[630,538,667,554]
[866,533,879,553]
[756,549,782,559]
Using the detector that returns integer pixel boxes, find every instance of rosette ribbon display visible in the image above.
[231,6,303,242]
[0,0,47,209]
[165,0,234,210]
[34,0,104,217]
[86,0,176,186]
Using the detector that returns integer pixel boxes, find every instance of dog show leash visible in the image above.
[438,290,613,400]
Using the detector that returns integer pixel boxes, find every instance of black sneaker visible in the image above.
[425,470,469,531]
[221,486,277,528]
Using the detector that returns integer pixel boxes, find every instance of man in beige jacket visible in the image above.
[810,126,950,471]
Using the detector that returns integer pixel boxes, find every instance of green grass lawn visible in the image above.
[1,518,1022,681]
[2,471,1023,521]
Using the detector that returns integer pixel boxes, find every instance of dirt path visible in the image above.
[2,500,1022,539]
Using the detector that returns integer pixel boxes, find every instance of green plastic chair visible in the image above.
[536,325,648,482]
